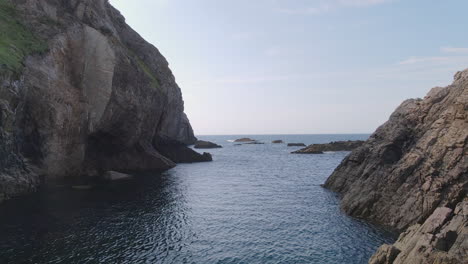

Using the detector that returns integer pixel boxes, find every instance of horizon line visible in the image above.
[195,133,372,136]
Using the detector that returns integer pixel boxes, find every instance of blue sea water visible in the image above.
[0,134,396,264]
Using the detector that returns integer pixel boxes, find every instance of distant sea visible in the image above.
[0,134,397,264]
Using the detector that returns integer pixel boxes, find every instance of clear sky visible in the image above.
[110,0,468,135]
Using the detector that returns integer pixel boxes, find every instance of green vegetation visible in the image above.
[125,46,161,90]
[134,55,161,90]
[0,0,47,74]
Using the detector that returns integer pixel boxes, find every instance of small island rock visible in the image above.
[272,140,284,143]
[292,140,365,154]
[288,143,306,147]
[234,138,256,142]
[194,140,222,149]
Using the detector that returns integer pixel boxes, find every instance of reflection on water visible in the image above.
[0,134,397,264]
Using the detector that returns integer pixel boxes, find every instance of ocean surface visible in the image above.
[0,134,397,264]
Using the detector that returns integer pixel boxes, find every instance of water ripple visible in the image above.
[0,134,396,264]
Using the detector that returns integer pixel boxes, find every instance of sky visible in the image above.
[109,0,468,135]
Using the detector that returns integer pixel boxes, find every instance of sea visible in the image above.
[0,134,397,264]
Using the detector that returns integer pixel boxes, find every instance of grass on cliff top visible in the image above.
[0,0,47,74]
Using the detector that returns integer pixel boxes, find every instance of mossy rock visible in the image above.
[0,0,47,75]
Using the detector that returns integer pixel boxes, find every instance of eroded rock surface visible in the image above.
[323,70,467,263]
[325,70,467,231]
[369,200,467,264]
[0,0,209,202]
[292,140,365,154]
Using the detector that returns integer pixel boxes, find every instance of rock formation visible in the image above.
[288,143,306,147]
[0,0,210,203]
[369,199,467,264]
[272,140,284,144]
[324,70,467,263]
[194,140,222,149]
[234,138,255,142]
[292,140,364,154]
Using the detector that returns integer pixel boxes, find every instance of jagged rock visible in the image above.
[322,70,467,263]
[369,200,467,264]
[234,138,255,142]
[292,140,365,154]
[272,140,284,143]
[287,143,306,147]
[0,0,209,202]
[154,137,213,163]
[324,70,468,231]
[194,140,222,149]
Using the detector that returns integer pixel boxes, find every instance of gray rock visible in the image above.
[292,140,364,154]
[324,70,467,231]
[322,69,467,263]
[369,200,467,264]
[287,143,306,147]
[234,138,255,142]
[194,140,222,149]
[0,0,209,202]
[272,140,284,144]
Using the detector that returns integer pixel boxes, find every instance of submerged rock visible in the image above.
[103,171,133,181]
[292,140,364,154]
[194,140,222,149]
[0,0,209,202]
[272,140,284,144]
[246,141,265,145]
[287,143,306,147]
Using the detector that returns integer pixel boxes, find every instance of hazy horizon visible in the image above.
[110,0,468,135]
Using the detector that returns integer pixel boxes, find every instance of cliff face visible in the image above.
[0,0,209,202]
[324,70,467,263]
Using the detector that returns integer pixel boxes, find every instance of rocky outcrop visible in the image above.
[234,138,255,142]
[324,70,467,231]
[323,70,467,263]
[369,199,467,264]
[272,140,284,144]
[0,0,209,202]
[292,140,365,154]
[288,143,306,147]
[194,140,222,149]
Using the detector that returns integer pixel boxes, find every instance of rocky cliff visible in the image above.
[0,0,210,203]
[324,70,467,263]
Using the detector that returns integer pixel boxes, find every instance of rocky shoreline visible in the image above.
[324,70,467,264]
[292,140,364,154]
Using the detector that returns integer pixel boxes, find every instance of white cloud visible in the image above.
[440,47,468,54]
[277,0,391,15]
[398,56,452,65]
